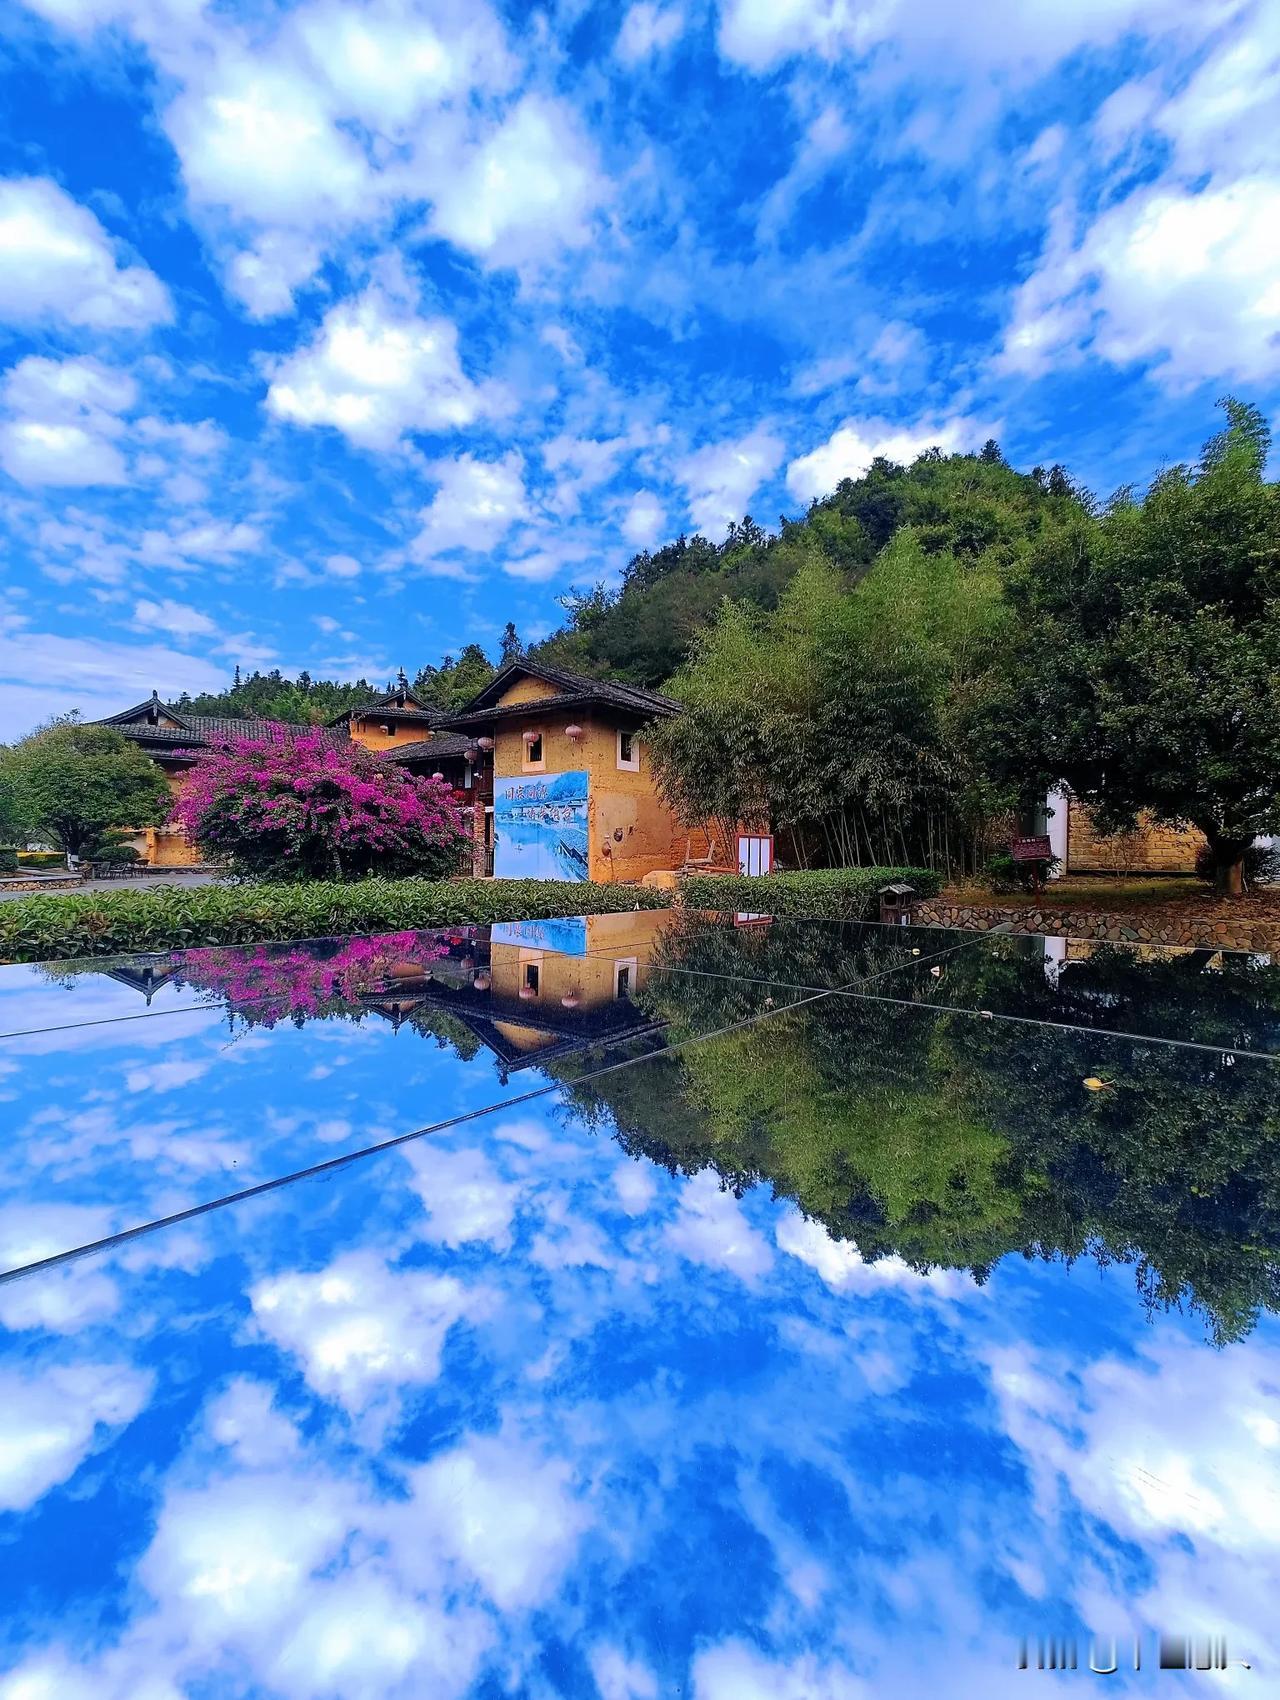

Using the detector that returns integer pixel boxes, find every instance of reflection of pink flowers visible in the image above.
[180,932,450,1026]
[170,727,466,879]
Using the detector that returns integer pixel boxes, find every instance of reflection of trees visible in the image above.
[568,926,1280,1344]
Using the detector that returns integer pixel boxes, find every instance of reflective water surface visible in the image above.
[1,912,1278,1695]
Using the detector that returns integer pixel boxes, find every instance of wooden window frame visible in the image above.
[616,729,639,772]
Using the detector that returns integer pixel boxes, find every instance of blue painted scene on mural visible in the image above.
[1,913,1278,1697]
[493,771,590,882]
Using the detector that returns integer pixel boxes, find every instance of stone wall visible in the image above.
[914,899,1279,953]
[1066,797,1205,875]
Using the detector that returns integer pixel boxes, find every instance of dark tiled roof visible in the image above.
[445,660,681,727]
[382,734,478,765]
[329,688,441,727]
[97,697,347,750]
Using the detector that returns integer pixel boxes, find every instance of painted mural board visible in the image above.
[491,917,589,955]
[493,771,590,882]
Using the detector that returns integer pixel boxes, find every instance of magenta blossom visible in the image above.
[171,726,467,881]
[180,932,451,1027]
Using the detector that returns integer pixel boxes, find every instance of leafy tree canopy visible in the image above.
[988,399,1280,892]
[8,719,171,857]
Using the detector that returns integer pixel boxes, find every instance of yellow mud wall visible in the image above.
[488,913,665,1010]
[498,677,562,706]
[348,716,421,752]
[492,711,687,883]
[1067,797,1206,874]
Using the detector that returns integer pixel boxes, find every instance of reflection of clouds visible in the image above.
[0,1362,151,1512]
[250,1250,493,1417]
[776,1209,974,1298]
[123,1058,212,1093]
[3,1077,1279,1698]
[986,1334,1280,1677]
[405,1145,520,1251]
[664,1169,773,1283]
[589,1643,659,1700]
[403,1433,588,1612]
[692,1639,871,1699]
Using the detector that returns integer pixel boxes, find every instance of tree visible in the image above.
[992,399,1280,894]
[0,748,32,845]
[10,720,171,857]
[500,621,523,663]
[171,727,467,880]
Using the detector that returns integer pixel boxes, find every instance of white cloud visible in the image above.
[0,631,228,737]
[620,489,667,548]
[266,282,501,450]
[785,413,991,504]
[0,355,136,489]
[226,231,322,320]
[410,451,526,562]
[292,0,513,127]
[0,176,170,330]
[165,56,372,231]
[999,176,1280,389]
[776,1210,971,1297]
[0,1363,151,1512]
[616,2,685,63]
[132,598,219,641]
[423,95,606,266]
[677,426,784,535]
[716,0,1202,78]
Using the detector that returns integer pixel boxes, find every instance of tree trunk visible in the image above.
[1205,832,1250,897]
[1215,854,1245,897]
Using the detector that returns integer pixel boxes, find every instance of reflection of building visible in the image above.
[363,912,671,1078]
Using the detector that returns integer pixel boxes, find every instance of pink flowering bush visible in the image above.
[171,727,467,881]
[180,931,451,1026]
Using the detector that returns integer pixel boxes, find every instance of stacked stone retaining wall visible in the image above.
[914,900,1280,954]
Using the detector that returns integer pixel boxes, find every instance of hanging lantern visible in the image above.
[432,770,445,780]
[464,745,480,763]
[519,985,536,1000]
[476,736,494,751]
[522,729,539,745]
[561,993,580,1009]
[564,723,583,743]
[472,971,490,991]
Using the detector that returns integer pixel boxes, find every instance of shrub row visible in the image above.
[681,865,942,919]
[0,877,672,964]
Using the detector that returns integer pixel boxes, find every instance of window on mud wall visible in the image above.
[614,958,636,998]
[523,731,544,771]
[524,962,540,994]
[617,729,639,771]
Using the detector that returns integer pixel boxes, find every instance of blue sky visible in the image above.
[0,0,1277,734]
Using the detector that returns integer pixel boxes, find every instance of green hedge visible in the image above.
[0,877,671,964]
[680,865,942,919]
